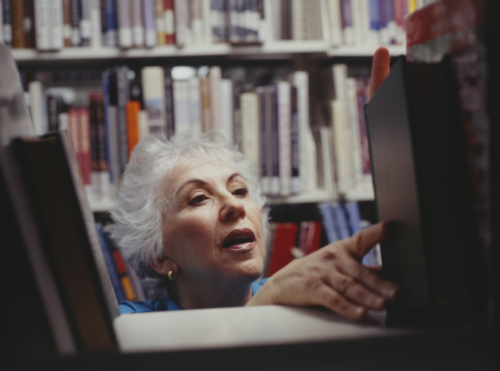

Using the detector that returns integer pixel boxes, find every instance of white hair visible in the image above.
[110,130,268,299]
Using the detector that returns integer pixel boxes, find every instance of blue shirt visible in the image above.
[119,279,268,315]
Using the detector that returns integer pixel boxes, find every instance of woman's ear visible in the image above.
[149,255,178,276]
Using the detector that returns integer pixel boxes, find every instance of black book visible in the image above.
[365,56,481,327]
[12,131,118,352]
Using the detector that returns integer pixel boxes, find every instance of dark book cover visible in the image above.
[23,0,35,48]
[164,66,175,139]
[11,0,25,48]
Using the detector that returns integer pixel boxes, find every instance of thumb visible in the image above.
[344,222,388,259]
[369,46,391,100]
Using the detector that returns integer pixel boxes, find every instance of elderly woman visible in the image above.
[112,48,396,320]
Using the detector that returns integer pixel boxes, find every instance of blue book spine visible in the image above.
[104,0,117,46]
[319,203,340,244]
[97,224,126,304]
[345,202,362,235]
[332,205,351,240]
[368,0,380,32]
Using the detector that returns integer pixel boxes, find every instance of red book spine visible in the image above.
[68,107,85,184]
[267,223,298,276]
[163,0,175,44]
[78,107,92,185]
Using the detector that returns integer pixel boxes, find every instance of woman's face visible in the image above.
[161,159,266,286]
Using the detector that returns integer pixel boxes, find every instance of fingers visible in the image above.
[314,284,367,320]
[369,46,391,100]
[336,254,398,300]
[343,222,387,259]
[324,269,386,310]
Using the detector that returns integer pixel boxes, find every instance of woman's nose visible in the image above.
[219,194,246,222]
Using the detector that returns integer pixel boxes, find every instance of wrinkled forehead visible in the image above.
[161,156,240,195]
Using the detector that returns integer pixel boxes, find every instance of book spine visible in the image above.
[163,0,175,44]
[116,0,131,47]
[257,0,265,42]
[172,80,190,135]
[209,66,221,129]
[89,0,101,47]
[240,92,260,174]
[246,0,259,43]
[0,1,4,43]
[256,86,268,194]
[130,0,143,46]
[232,80,242,149]
[219,78,233,142]
[340,0,353,45]
[270,85,279,196]
[23,0,35,48]
[332,204,350,239]
[393,0,405,44]
[50,0,64,49]
[2,0,12,45]
[68,107,82,181]
[116,66,130,173]
[102,0,117,46]
[141,66,166,137]
[79,106,93,187]
[174,0,187,47]
[385,0,396,44]
[319,202,340,243]
[143,0,157,47]
[190,0,203,44]
[281,0,291,40]
[154,0,165,44]
[327,0,342,46]
[28,81,44,134]
[367,0,380,45]
[35,0,51,50]
[200,76,211,133]
[277,81,291,197]
[11,0,25,48]
[69,0,80,45]
[89,93,100,199]
[94,92,111,199]
[201,0,212,44]
[188,77,202,134]
[96,225,126,304]
[345,201,361,235]
[111,249,137,301]
[291,0,304,41]
[228,0,238,44]
[378,0,388,44]
[355,78,371,182]
[358,0,370,45]
[290,86,300,194]
[79,0,91,46]
[47,95,59,132]
[126,100,141,157]
[345,77,363,188]
[138,110,149,141]
[62,0,72,46]
[164,67,175,138]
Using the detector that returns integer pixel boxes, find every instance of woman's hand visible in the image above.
[247,222,398,320]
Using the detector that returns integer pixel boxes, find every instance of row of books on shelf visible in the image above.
[325,0,415,48]
[26,66,324,202]
[0,0,328,51]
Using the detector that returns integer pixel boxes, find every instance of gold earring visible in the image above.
[168,270,175,282]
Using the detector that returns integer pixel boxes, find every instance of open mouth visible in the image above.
[222,228,256,250]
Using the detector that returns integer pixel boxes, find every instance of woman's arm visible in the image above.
[247,222,398,320]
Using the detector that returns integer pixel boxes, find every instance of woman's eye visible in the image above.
[189,194,207,205]
[233,188,248,197]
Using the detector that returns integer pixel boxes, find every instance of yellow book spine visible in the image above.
[121,276,137,301]
[409,0,417,13]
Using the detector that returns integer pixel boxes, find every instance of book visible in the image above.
[126,100,140,158]
[191,0,203,44]
[142,66,166,136]
[117,0,132,48]
[219,78,234,141]
[62,0,72,46]
[102,0,117,46]
[164,66,175,138]
[163,0,175,44]
[319,202,340,244]
[11,0,24,48]
[326,0,342,46]
[290,86,300,194]
[23,0,35,48]
[209,66,221,129]
[143,0,157,47]
[2,0,11,46]
[240,91,260,174]
[79,0,91,46]
[93,91,111,199]
[297,221,322,256]
[28,81,45,135]
[172,79,190,135]
[89,0,101,47]
[277,81,291,196]
[69,0,80,45]
[131,0,144,46]
[269,85,279,196]
[266,223,298,276]
[13,132,118,351]
[200,75,211,132]
[188,77,202,134]
[174,0,188,47]
[154,0,165,44]
[115,66,130,173]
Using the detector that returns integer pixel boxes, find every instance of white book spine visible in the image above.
[358,0,369,45]
[191,0,203,44]
[79,0,91,45]
[209,66,221,129]
[28,81,44,135]
[327,0,343,47]
[174,0,188,47]
[90,0,102,47]
[332,99,350,193]
[138,110,149,142]
[143,0,157,47]
[49,0,64,49]
[35,0,51,50]
[240,92,260,175]
[0,3,3,43]
[320,126,335,197]
[351,0,363,45]
[107,106,121,195]
[201,0,212,44]
[141,67,166,136]
[131,0,144,46]
[266,0,280,41]
[173,80,191,135]
[293,71,317,192]
[188,77,202,134]
[291,0,305,41]
[277,81,291,197]
[58,112,68,132]
[219,79,234,143]
[345,77,363,189]
[117,0,132,48]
